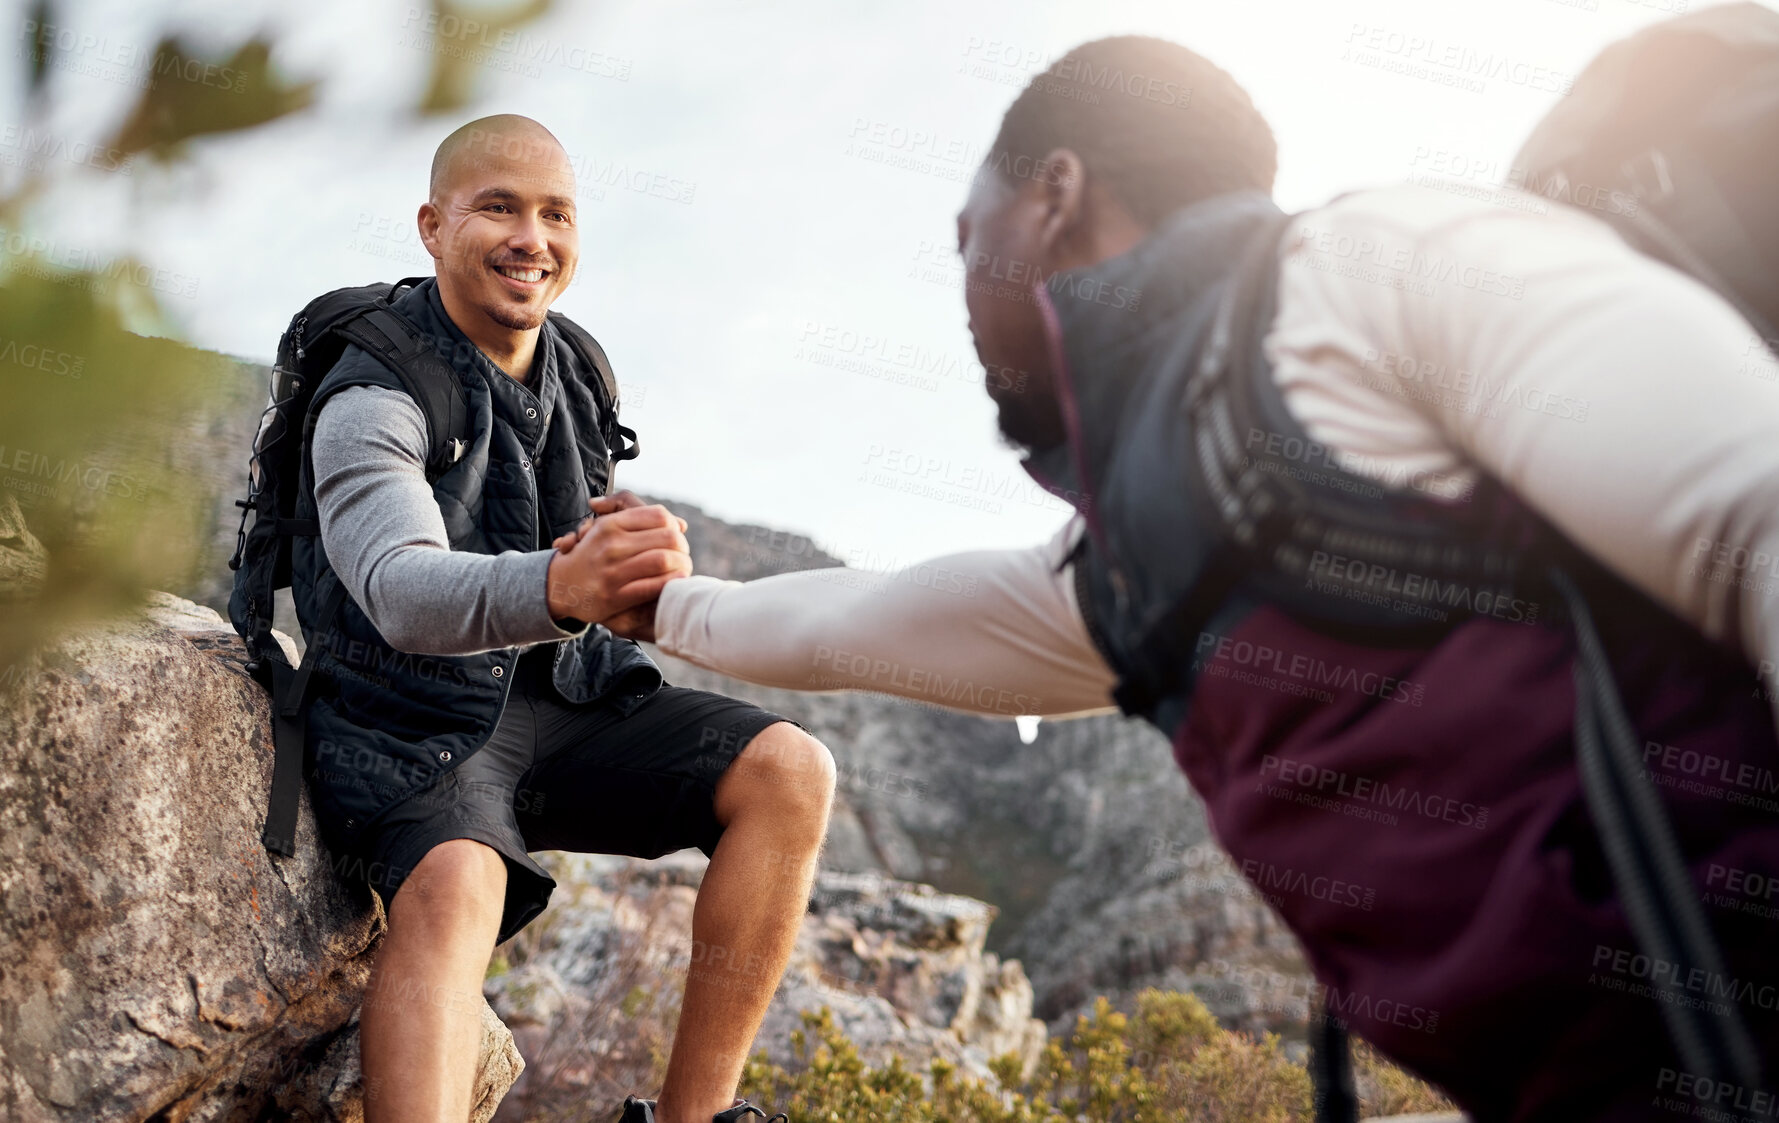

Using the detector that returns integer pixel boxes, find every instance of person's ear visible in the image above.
[417,200,444,262]
[1033,148,1088,256]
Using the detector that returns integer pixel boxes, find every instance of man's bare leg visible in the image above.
[361,838,508,1123]
[652,723,837,1123]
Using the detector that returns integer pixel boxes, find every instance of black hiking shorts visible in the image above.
[349,654,801,945]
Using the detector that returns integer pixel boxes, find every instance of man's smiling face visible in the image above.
[421,120,579,334]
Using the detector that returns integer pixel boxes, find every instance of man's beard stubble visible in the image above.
[483,298,548,332]
[992,370,1068,456]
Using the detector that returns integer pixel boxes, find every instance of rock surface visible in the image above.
[0,592,519,1122]
[648,645,1315,1040]
[649,497,1319,1039]
[485,852,1047,1117]
[0,492,48,602]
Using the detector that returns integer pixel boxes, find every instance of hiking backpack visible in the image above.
[1175,7,1779,1116]
[226,276,638,859]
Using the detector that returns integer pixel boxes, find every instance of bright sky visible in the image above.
[5,0,1757,566]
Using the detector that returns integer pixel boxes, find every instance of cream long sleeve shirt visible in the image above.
[654,184,1779,721]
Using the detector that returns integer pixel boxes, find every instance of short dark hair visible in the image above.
[987,36,1277,226]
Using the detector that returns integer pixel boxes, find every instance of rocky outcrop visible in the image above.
[1,587,1041,1121]
[1017,840,1315,1038]
[486,852,1047,1116]
[632,500,1318,1036]
[648,643,1316,1039]
[772,868,1048,1076]
[0,492,48,602]
[0,593,519,1122]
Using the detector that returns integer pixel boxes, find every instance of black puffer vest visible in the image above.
[289,279,662,856]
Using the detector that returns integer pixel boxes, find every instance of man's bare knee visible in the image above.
[388,838,507,935]
[716,723,836,831]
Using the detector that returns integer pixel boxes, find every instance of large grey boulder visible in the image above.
[0,592,520,1121]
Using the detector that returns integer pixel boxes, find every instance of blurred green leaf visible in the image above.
[417,0,555,114]
[0,269,217,667]
[108,37,318,160]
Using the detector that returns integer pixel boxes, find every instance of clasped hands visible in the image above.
[543,490,690,642]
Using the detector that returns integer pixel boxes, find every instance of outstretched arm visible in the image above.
[650,516,1120,718]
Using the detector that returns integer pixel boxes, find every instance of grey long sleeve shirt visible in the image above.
[310,384,590,656]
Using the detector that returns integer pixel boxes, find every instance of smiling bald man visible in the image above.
[287,115,827,1123]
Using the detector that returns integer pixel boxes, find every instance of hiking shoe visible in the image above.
[618,1097,657,1123]
[617,1096,787,1123]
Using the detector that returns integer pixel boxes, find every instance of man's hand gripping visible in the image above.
[547,489,689,642]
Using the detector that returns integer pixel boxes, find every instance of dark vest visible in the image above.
[1026,192,1779,1120]
[289,279,662,857]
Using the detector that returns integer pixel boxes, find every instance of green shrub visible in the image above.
[739,989,1446,1122]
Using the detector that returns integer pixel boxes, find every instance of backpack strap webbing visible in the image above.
[261,578,350,857]
[548,312,640,463]
[331,298,469,477]
[1555,566,1765,1091]
[1308,1008,1358,1123]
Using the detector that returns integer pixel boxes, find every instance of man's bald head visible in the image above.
[418,113,580,357]
[429,114,570,203]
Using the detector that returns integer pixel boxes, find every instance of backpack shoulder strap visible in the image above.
[548,311,640,462]
[329,288,469,477]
